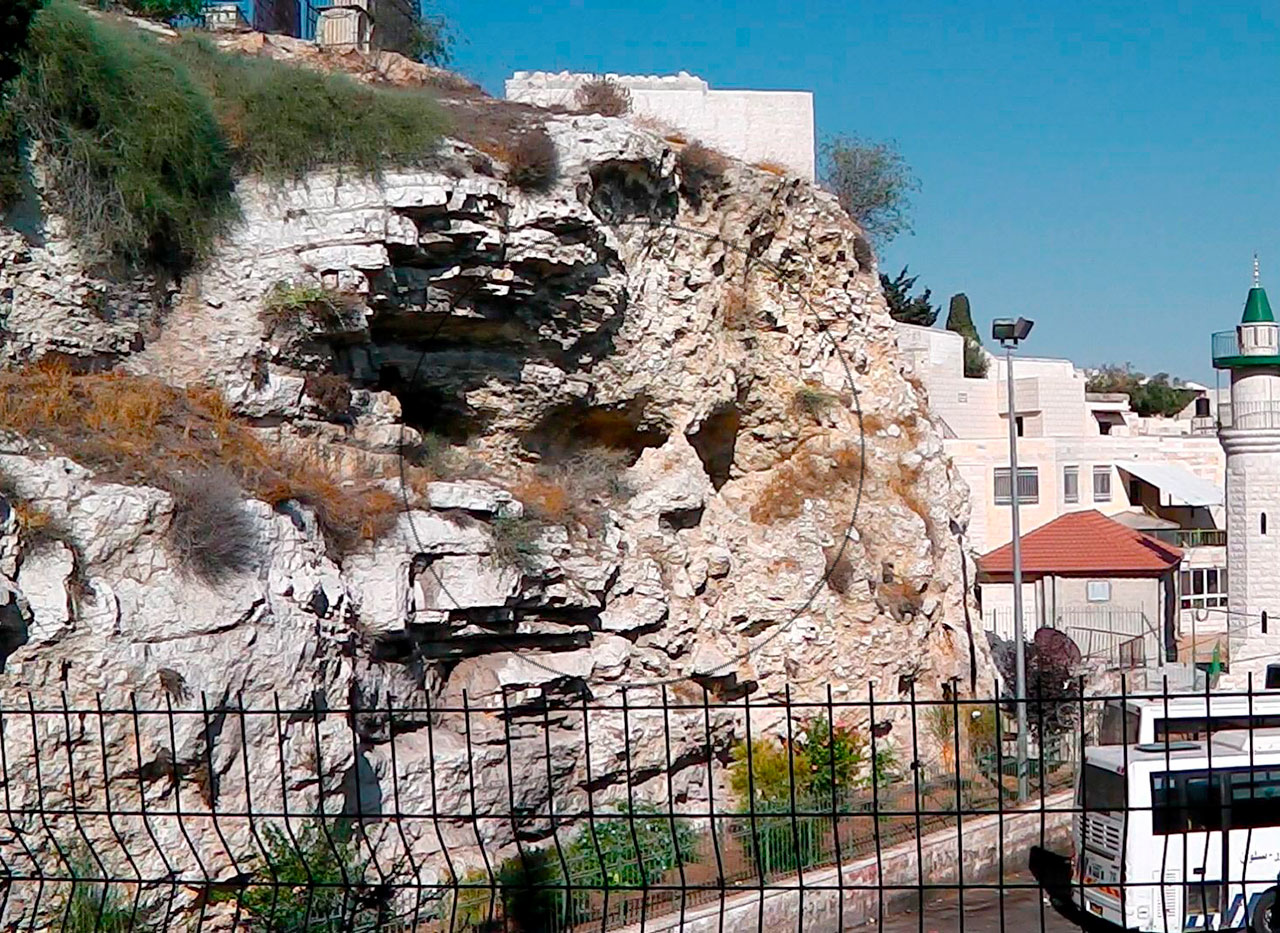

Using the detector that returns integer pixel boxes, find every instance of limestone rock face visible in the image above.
[0,93,991,924]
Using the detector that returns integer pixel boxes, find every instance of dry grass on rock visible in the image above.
[750,442,862,525]
[0,361,399,555]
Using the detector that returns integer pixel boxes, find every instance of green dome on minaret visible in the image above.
[1212,255,1280,369]
[1243,255,1275,323]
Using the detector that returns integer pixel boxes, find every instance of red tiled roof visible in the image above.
[977,510,1183,579]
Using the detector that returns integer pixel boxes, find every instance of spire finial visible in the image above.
[1255,253,1261,288]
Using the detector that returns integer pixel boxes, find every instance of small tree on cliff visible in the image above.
[821,135,918,245]
[880,266,937,326]
[946,292,989,378]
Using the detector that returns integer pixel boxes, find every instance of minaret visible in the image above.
[1215,256,1280,665]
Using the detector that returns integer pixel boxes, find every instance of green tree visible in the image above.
[820,135,918,245]
[946,293,989,378]
[880,266,937,326]
[408,5,454,66]
[1086,363,1198,417]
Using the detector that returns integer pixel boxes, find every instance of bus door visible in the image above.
[1152,769,1225,930]
[1221,766,1280,929]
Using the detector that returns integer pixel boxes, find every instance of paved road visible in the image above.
[875,875,1105,933]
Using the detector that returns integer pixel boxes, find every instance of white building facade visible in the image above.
[504,71,816,181]
[896,322,1227,658]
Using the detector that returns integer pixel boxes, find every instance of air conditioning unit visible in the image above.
[316,6,371,51]
[204,2,247,30]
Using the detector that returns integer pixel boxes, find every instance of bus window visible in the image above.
[1155,714,1280,743]
[1079,764,1128,814]
[1152,770,1224,835]
[1100,703,1140,745]
[1227,769,1280,829]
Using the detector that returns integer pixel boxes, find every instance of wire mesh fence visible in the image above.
[10,675,1280,932]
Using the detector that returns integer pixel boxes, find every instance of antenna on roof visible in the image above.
[1255,253,1261,288]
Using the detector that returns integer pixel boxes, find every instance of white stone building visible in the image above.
[504,71,815,181]
[896,322,1227,660]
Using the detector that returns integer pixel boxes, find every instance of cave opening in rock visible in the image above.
[688,404,740,490]
[524,398,667,460]
[376,363,485,444]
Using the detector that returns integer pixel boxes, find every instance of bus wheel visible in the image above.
[1252,889,1278,933]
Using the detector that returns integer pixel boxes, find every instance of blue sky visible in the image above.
[435,0,1280,383]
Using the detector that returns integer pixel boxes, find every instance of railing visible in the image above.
[1144,527,1227,548]
[1213,329,1241,365]
[982,606,1158,669]
[1218,400,1280,430]
[0,685,1101,933]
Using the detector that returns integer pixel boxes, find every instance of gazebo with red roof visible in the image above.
[977,510,1183,663]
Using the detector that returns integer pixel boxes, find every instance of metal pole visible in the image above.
[1006,343,1029,802]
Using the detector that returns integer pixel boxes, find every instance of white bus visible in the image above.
[1076,732,1280,932]
[1099,694,1280,746]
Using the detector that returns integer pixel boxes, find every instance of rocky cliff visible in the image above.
[0,38,988,924]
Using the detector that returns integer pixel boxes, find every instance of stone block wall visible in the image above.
[505,71,815,180]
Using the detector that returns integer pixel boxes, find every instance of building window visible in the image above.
[1063,466,1079,504]
[1265,513,1269,536]
[1265,611,1270,635]
[1180,568,1229,611]
[1093,465,1112,502]
[994,467,1039,505]
[1087,580,1112,602]
[1015,416,1025,437]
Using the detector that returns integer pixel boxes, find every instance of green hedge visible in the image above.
[8,1,447,271]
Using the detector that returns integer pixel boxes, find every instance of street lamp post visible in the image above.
[992,316,1034,803]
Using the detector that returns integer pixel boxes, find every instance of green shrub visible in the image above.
[14,0,237,269]
[59,857,152,932]
[801,716,867,803]
[234,820,380,933]
[260,280,360,336]
[171,36,447,180]
[488,514,542,572]
[119,0,202,21]
[729,738,799,806]
[565,802,698,890]
[448,851,564,933]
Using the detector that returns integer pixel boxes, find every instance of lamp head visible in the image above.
[991,317,1034,346]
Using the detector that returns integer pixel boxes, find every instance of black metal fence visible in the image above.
[8,674,1280,932]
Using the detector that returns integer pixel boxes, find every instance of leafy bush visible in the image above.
[820,134,918,245]
[801,716,868,803]
[504,128,558,192]
[171,36,447,180]
[565,802,698,890]
[235,820,379,933]
[675,142,727,204]
[168,468,261,583]
[15,0,238,269]
[574,77,631,116]
[946,293,989,378]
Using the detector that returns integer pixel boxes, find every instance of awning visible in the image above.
[1117,461,1223,507]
